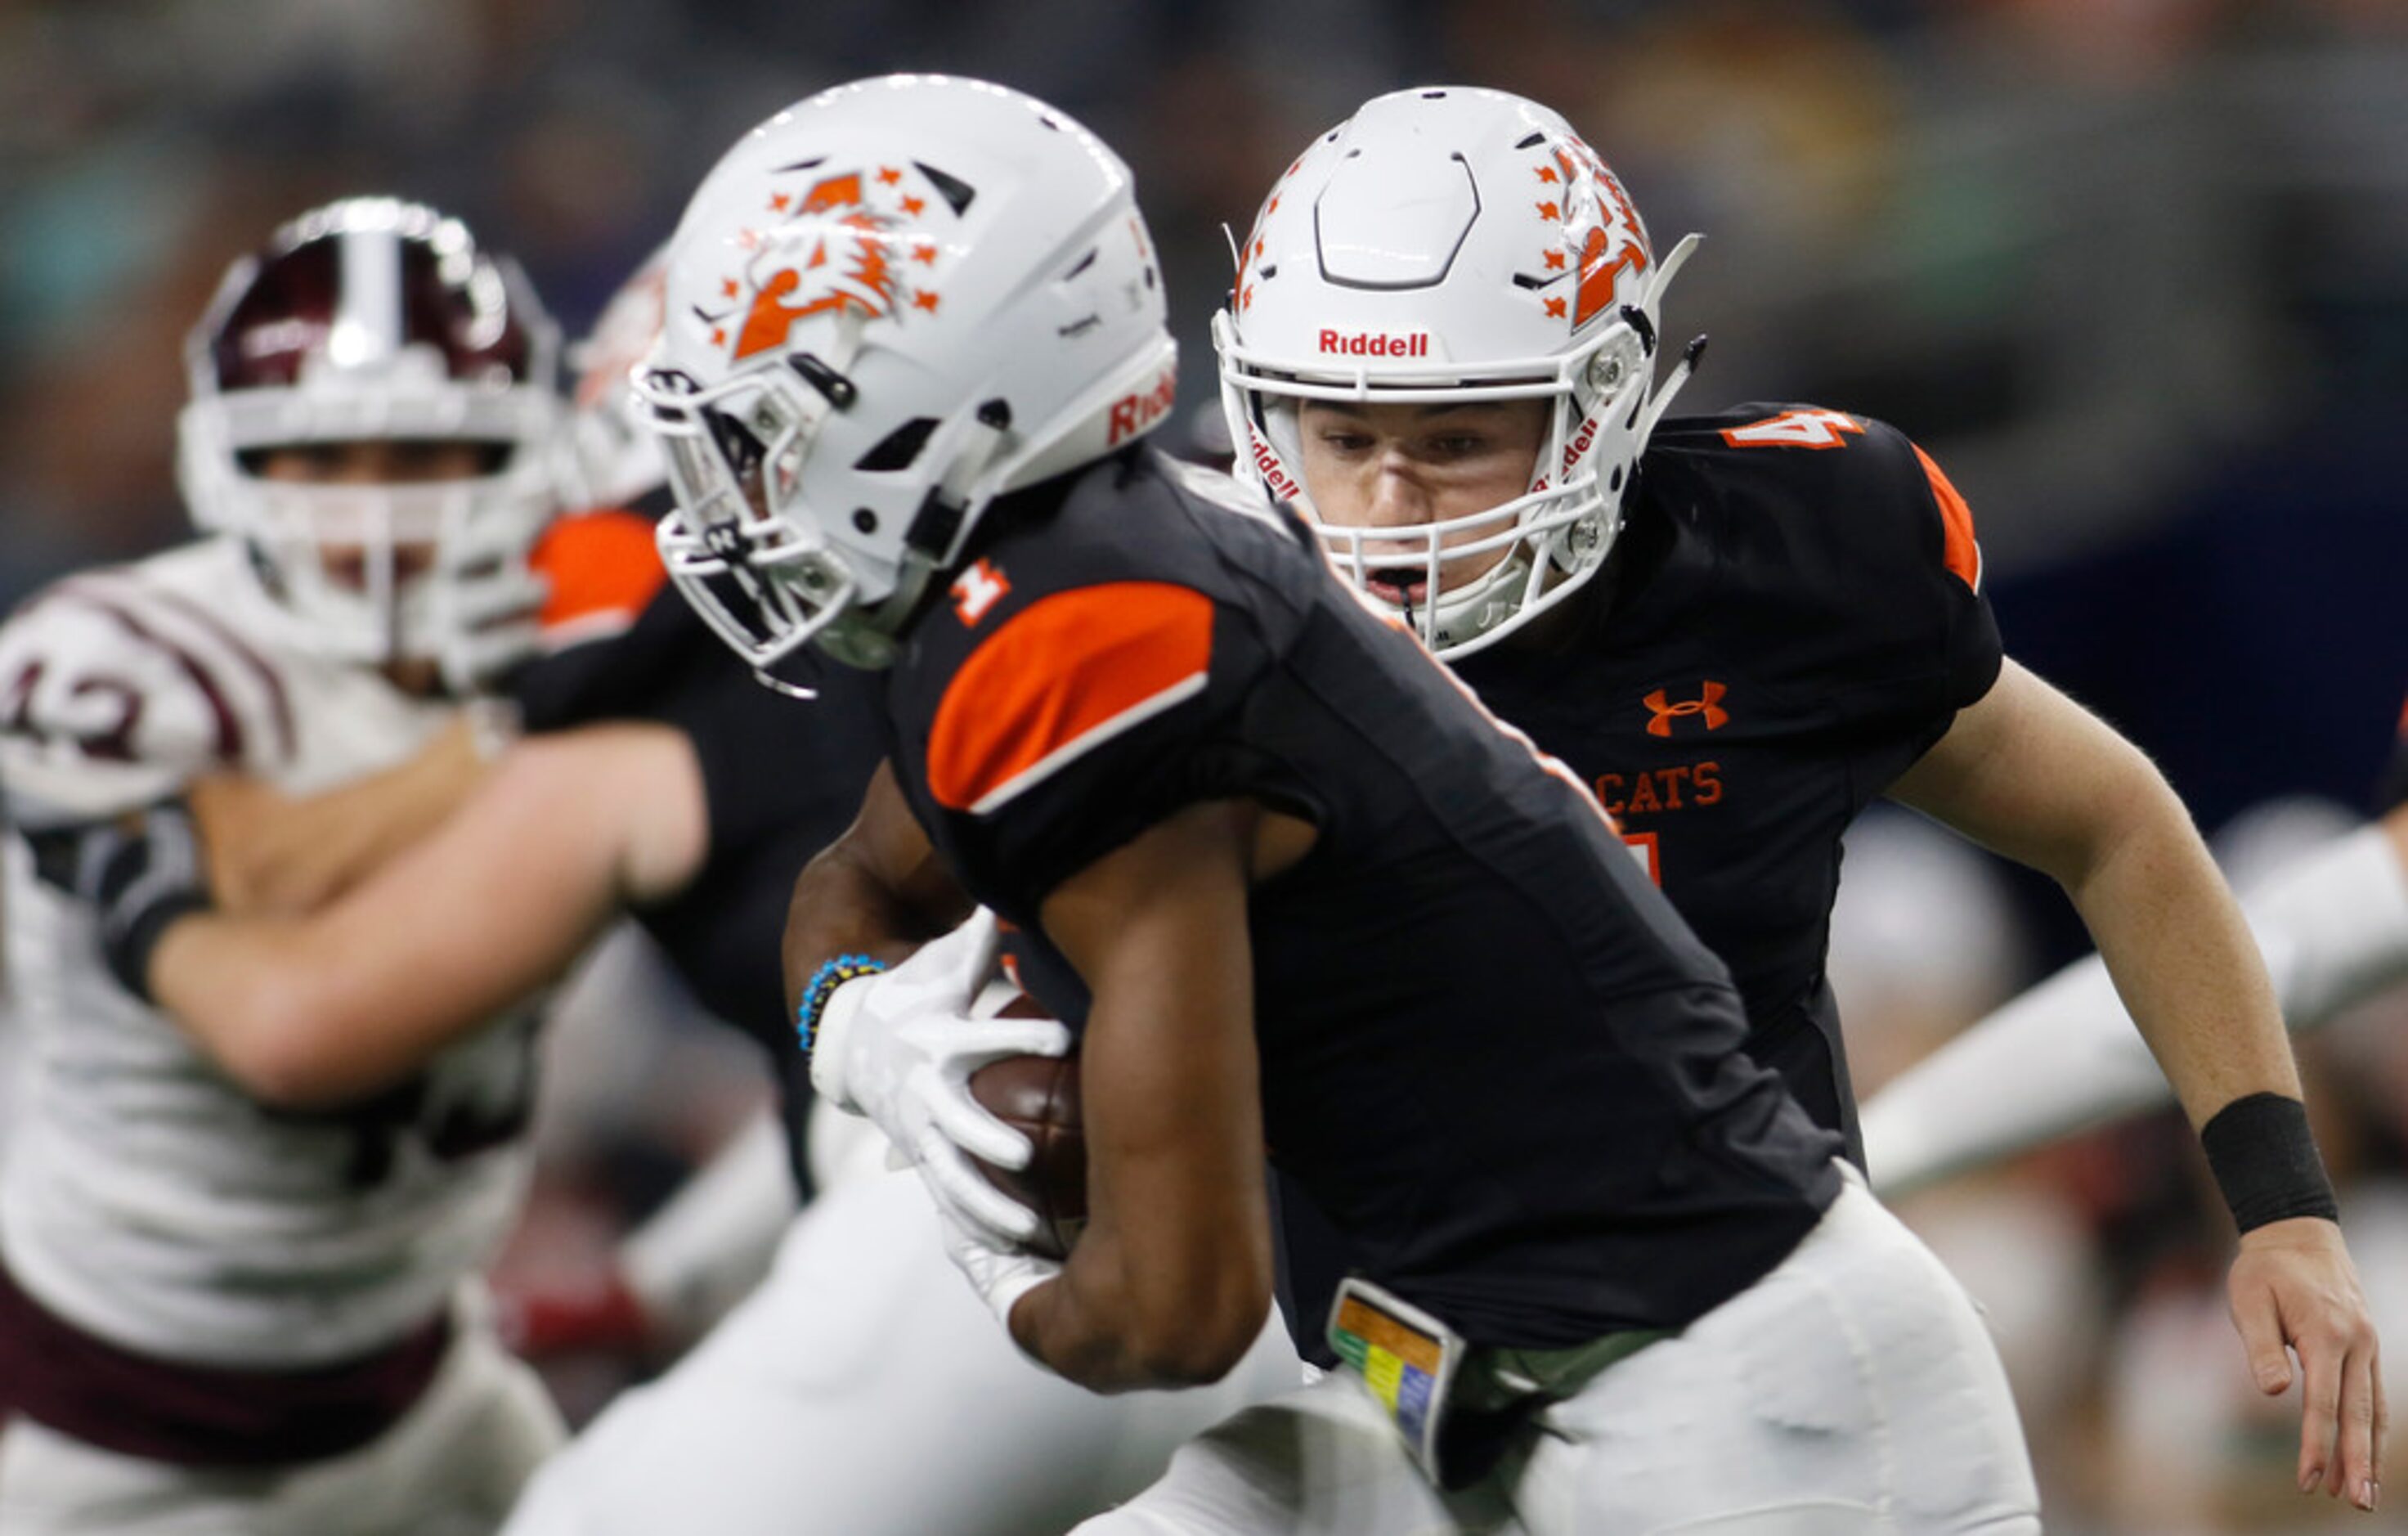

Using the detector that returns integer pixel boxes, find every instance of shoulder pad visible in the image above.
[1668,404,1983,594]
[0,566,295,820]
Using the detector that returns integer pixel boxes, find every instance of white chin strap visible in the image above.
[1419,546,1532,650]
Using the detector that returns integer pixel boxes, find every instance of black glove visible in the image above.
[25,802,213,1002]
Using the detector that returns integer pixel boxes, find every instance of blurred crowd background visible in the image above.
[3,0,2405,1530]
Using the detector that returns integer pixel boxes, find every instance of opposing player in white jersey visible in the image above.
[52,242,1307,1536]
[0,197,568,1534]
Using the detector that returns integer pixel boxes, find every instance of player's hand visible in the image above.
[25,802,213,1001]
[492,1267,655,1360]
[2228,1215,2385,1511]
[930,1179,1061,1338]
[810,908,1070,1246]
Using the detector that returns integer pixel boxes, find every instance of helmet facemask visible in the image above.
[644,347,893,680]
[225,464,527,673]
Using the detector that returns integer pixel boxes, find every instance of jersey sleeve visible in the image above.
[531,505,670,653]
[913,577,1280,904]
[1775,411,2002,739]
[0,582,261,820]
[1898,432,2005,716]
[1686,405,2002,734]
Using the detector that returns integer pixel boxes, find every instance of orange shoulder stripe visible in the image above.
[1911,443,1983,593]
[533,510,666,641]
[928,582,1213,815]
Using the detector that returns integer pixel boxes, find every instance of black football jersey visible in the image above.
[1454,403,2004,1157]
[511,510,889,1183]
[879,447,1842,1352]
[1266,404,1999,1364]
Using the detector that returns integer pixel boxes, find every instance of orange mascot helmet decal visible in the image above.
[696,162,974,362]
[1524,137,1652,330]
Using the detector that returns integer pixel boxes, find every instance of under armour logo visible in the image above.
[1643,681,1728,737]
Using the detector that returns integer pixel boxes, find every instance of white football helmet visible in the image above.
[177,197,563,689]
[1215,87,1702,658]
[641,74,1178,675]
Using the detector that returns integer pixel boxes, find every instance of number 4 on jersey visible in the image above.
[1720,409,1863,450]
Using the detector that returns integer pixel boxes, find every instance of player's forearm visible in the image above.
[782,765,970,1014]
[1867,820,2408,1197]
[1010,1223,1268,1392]
[782,844,936,1012]
[147,914,448,1107]
[2060,783,2303,1126]
[191,716,491,915]
[1021,800,1276,1392]
[1006,1067,1273,1393]
[147,743,639,1109]
[1010,1257,1164,1391]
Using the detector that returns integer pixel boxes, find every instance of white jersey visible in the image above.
[0,538,536,1369]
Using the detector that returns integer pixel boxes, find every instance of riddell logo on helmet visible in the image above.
[1248,432,1303,501]
[1316,330,1431,358]
[1106,371,1177,446]
[1561,413,1603,471]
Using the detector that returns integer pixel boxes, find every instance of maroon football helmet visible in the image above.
[177,197,562,685]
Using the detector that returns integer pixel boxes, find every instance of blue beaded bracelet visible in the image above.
[796,953,889,1057]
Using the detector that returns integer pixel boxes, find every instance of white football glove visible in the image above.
[931,1179,1061,1339]
[809,908,1072,1247]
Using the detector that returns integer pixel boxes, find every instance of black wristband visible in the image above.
[103,889,212,1004]
[2199,1092,2340,1233]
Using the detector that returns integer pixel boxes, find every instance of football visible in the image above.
[966,1044,1086,1261]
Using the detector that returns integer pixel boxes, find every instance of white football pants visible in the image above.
[1075,1170,2041,1536]
[0,1318,563,1536]
[500,1155,1306,1536]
